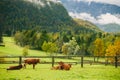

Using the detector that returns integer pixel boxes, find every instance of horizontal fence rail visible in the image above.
[0,56,120,68]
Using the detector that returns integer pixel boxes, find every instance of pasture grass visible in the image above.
[0,64,120,80]
[0,37,47,56]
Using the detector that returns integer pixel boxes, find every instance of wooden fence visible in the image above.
[0,56,120,68]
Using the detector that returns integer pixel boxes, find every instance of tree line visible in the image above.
[14,27,120,59]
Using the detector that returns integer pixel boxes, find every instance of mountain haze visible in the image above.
[61,0,120,17]
[98,23,120,33]
[60,0,120,32]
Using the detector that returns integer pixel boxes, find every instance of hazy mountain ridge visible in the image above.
[60,0,120,32]
[61,0,120,17]
[97,24,120,33]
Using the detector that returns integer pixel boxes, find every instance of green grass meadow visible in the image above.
[0,64,120,80]
[0,37,120,80]
[0,37,46,56]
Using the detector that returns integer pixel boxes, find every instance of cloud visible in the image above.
[97,13,120,25]
[72,0,120,6]
[51,0,61,3]
[69,12,97,23]
[27,0,61,6]
[27,0,45,7]
[69,12,120,25]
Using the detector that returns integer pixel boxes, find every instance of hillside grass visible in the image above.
[0,37,47,56]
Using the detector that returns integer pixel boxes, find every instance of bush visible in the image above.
[22,45,29,56]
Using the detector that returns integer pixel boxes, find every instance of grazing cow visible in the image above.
[24,58,40,69]
[7,64,23,70]
[58,61,72,70]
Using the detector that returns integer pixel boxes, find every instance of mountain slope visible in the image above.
[1,0,72,31]
[0,0,101,36]
[73,18,101,32]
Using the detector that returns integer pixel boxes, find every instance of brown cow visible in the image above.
[58,61,72,70]
[24,58,40,69]
[7,64,23,70]
[52,61,72,70]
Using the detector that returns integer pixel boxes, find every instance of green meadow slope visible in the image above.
[0,37,46,56]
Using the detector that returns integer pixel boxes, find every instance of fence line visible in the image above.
[0,56,120,68]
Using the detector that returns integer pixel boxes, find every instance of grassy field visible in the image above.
[0,37,120,80]
[0,64,120,80]
[0,37,47,56]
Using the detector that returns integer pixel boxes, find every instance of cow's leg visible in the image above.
[24,63,26,69]
[33,64,35,69]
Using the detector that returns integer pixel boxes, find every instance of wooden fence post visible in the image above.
[94,56,95,62]
[52,56,55,67]
[19,56,22,65]
[81,56,83,68]
[105,59,108,66]
[115,56,118,68]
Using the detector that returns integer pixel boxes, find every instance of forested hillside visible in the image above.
[0,0,71,35]
[0,0,101,35]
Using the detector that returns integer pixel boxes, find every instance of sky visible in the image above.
[73,0,120,7]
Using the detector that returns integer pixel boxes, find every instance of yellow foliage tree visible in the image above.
[52,32,59,41]
[93,38,105,56]
[105,39,120,62]
[93,38,105,61]
[114,39,120,55]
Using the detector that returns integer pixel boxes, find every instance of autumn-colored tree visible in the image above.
[93,38,105,61]
[114,39,120,56]
[93,38,105,56]
[105,38,120,62]
[52,32,59,41]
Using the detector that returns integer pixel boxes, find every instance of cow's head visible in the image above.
[58,61,64,66]
[36,59,40,63]
[19,64,23,68]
